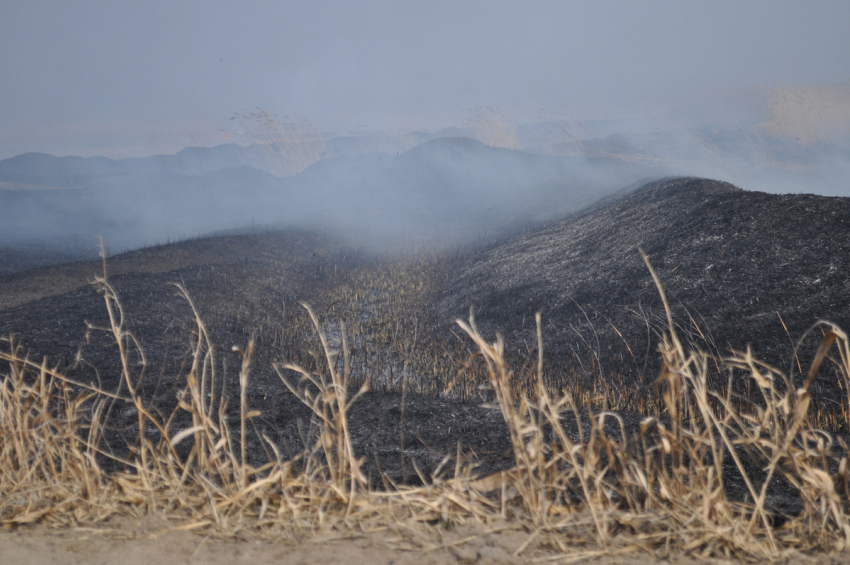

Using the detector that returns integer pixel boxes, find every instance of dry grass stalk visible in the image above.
[0,337,110,526]
[274,303,370,513]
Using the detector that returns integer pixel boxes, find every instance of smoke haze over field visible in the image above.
[0,1,849,253]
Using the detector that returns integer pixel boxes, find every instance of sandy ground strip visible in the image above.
[3,519,850,565]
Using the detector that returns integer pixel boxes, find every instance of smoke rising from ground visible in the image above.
[0,1,848,256]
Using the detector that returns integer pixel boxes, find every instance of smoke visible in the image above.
[467,107,518,150]
[0,81,849,259]
[764,83,850,145]
[231,110,328,176]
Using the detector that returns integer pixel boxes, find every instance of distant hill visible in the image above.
[0,131,451,184]
[0,137,650,252]
[0,143,268,185]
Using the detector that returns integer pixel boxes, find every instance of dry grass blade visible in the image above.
[274,302,370,515]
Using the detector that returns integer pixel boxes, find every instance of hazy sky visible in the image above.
[1,1,848,158]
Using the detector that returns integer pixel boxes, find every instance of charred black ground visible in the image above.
[0,176,848,513]
[439,177,850,413]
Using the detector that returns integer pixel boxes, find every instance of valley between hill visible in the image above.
[2,177,850,472]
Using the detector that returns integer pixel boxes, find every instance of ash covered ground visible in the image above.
[1,176,849,515]
[439,177,850,404]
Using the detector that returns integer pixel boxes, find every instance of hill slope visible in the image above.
[438,177,850,401]
[0,230,514,483]
[3,176,850,487]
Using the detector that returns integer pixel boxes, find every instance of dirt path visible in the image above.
[2,522,847,565]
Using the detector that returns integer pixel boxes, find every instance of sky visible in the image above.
[1,0,849,159]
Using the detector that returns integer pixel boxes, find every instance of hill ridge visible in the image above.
[438,176,850,399]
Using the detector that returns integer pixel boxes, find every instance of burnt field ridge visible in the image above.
[439,177,850,416]
[2,176,850,468]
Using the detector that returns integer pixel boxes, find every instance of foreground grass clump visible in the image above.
[2,253,850,561]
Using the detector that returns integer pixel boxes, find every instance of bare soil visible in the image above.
[0,242,95,276]
[3,523,850,565]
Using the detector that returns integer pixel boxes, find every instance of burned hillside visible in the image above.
[0,176,848,520]
[439,177,850,407]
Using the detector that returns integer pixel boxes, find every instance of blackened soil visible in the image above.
[0,242,96,276]
[439,177,850,406]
